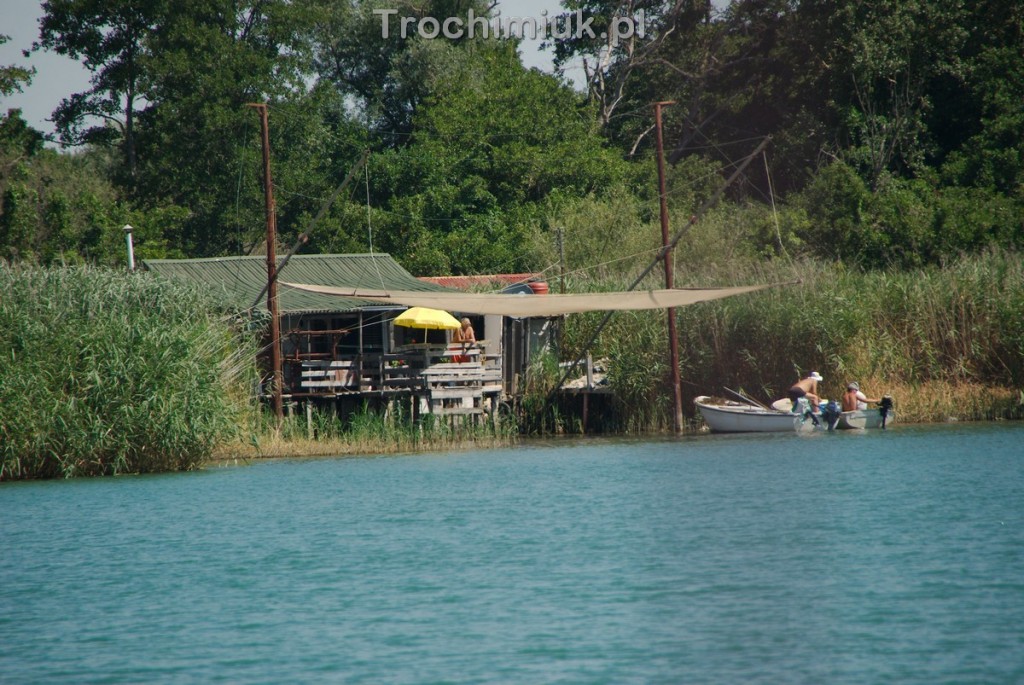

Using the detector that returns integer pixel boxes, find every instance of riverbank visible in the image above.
[4,253,1022,479]
[213,428,517,461]
[211,380,1022,462]
[213,405,519,461]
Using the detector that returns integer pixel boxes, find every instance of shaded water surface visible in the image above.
[2,423,1023,683]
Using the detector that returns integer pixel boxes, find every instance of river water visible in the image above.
[2,423,1023,684]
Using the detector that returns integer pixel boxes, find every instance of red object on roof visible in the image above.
[418,274,545,291]
[527,281,549,295]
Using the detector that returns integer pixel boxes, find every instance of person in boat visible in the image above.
[787,371,823,409]
[452,317,476,362]
[841,381,881,412]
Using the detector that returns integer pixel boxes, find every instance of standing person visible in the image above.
[452,317,475,363]
[841,382,881,411]
[787,371,823,409]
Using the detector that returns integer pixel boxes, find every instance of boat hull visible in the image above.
[837,409,896,430]
[695,397,817,433]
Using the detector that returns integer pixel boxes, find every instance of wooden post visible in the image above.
[248,103,283,426]
[654,100,684,434]
[558,227,566,294]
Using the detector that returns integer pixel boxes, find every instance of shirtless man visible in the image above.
[452,317,475,363]
[841,382,881,411]
[787,371,823,408]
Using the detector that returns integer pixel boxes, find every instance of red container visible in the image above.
[527,281,549,295]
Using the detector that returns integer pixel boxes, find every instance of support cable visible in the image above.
[249,149,369,310]
[545,135,773,405]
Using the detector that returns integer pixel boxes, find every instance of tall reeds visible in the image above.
[0,265,258,479]
[219,402,518,459]
[560,249,1024,429]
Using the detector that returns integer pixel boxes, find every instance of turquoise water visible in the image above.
[2,423,1023,684]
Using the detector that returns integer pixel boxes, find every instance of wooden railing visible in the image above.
[291,343,502,416]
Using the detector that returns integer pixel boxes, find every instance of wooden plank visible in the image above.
[429,407,484,416]
[300,360,358,369]
[419,368,501,379]
[301,379,367,387]
[301,370,360,379]
[379,379,422,388]
[428,388,484,399]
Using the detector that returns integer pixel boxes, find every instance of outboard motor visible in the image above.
[879,395,894,429]
[794,397,819,426]
[820,400,842,430]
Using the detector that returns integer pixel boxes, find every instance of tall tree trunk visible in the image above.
[124,88,136,179]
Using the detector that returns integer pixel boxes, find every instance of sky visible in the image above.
[0,0,582,144]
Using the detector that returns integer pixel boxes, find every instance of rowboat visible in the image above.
[770,398,897,430]
[836,407,896,429]
[694,396,821,433]
[695,395,896,433]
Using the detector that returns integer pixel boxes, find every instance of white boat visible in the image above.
[774,398,896,430]
[696,395,896,433]
[694,396,821,433]
[770,395,897,427]
[836,407,896,429]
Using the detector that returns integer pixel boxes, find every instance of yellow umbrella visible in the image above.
[393,306,461,342]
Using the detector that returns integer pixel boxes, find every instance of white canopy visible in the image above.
[281,281,792,317]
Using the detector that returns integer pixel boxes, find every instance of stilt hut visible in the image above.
[143,254,552,420]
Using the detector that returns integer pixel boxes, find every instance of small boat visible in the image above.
[694,396,821,433]
[696,394,896,433]
[836,405,896,430]
[770,395,897,427]
[791,397,896,430]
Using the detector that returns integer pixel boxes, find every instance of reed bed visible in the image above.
[0,265,258,479]
[217,404,518,459]
[560,249,1024,430]
[5,247,1020,475]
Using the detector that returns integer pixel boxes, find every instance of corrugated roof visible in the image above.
[143,254,456,314]
[418,274,545,290]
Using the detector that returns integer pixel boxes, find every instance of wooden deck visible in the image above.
[291,344,502,417]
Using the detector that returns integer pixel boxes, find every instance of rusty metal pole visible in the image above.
[654,101,683,434]
[249,103,283,425]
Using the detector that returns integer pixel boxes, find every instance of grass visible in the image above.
[217,402,518,459]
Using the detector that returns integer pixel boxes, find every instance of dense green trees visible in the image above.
[0,0,1021,272]
[349,41,639,274]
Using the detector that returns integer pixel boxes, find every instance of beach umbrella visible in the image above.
[393,306,461,342]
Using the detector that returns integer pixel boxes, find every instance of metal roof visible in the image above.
[418,274,545,290]
[143,254,456,314]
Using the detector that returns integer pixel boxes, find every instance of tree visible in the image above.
[312,0,494,143]
[550,1,710,135]
[0,34,35,97]
[1,35,43,163]
[825,0,971,188]
[338,40,637,275]
[34,0,161,176]
[129,0,324,254]
[551,1,819,194]
[937,0,1024,196]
